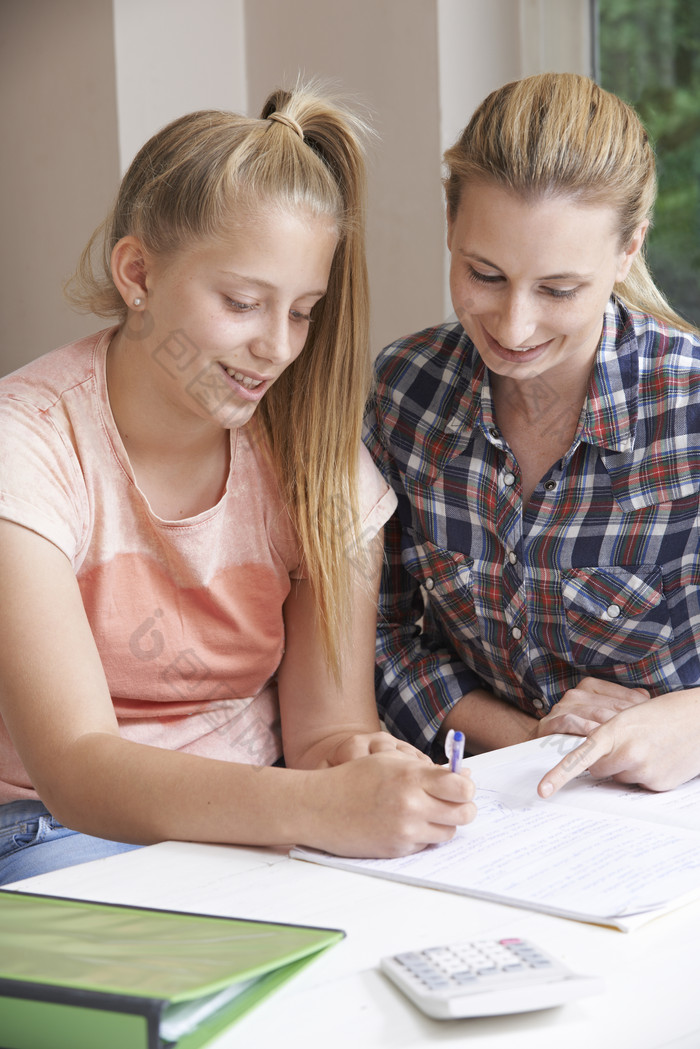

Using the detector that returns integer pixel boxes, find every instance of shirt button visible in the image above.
[544,480,557,491]
[606,603,621,618]
[508,551,518,565]
[489,426,500,439]
[503,471,516,486]
[424,577,435,591]
[511,627,522,640]
[532,698,545,711]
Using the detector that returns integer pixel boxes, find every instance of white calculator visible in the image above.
[380,936,604,1019]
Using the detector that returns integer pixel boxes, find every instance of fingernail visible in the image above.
[539,782,554,798]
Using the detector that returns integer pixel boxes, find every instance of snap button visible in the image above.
[503,471,516,486]
[511,626,522,640]
[424,577,435,591]
[508,551,517,565]
[544,480,557,491]
[606,603,621,619]
[532,698,545,711]
[489,426,500,439]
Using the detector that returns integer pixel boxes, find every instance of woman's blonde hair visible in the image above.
[443,72,698,335]
[66,82,373,677]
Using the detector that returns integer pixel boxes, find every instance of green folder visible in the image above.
[0,889,344,1049]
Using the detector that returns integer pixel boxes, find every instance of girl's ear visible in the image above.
[615,221,649,284]
[111,236,149,309]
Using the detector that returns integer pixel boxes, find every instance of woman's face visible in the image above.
[447,181,646,385]
[119,206,338,432]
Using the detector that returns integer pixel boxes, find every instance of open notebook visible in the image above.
[292,734,700,932]
[0,890,343,1049]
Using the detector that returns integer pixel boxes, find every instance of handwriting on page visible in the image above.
[342,793,700,920]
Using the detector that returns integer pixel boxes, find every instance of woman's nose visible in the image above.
[489,293,539,349]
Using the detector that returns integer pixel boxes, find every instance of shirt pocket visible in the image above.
[400,529,479,639]
[560,565,673,667]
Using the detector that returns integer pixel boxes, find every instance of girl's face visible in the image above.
[447,181,646,385]
[126,206,338,431]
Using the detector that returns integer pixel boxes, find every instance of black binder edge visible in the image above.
[0,977,164,1049]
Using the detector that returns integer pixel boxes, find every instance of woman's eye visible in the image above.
[544,286,579,300]
[226,298,257,312]
[468,267,502,285]
[466,267,579,301]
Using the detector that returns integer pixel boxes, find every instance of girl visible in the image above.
[0,84,475,884]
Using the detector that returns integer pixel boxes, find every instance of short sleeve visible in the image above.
[357,441,397,541]
[0,394,87,560]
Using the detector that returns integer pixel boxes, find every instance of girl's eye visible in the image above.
[290,309,313,324]
[226,298,257,312]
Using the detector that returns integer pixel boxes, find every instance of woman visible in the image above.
[0,83,475,884]
[365,72,700,796]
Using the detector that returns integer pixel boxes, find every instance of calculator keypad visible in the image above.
[393,938,558,996]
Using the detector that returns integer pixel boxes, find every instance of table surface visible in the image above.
[7,748,700,1049]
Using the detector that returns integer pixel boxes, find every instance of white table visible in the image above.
[7,757,700,1049]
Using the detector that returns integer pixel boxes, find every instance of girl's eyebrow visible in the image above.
[460,251,593,282]
[219,270,327,297]
[219,269,276,290]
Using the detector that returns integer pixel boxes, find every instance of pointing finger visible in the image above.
[538,732,610,798]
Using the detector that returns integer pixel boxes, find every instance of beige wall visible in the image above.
[0,0,120,375]
[245,0,445,353]
[112,0,247,172]
[1,0,591,378]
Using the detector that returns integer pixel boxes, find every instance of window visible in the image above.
[594,0,700,327]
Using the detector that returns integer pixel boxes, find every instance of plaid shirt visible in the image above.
[364,299,700,753]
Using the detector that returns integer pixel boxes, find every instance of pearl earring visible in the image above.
[133,297,143,308]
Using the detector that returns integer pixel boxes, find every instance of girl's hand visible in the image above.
[305,750,476,858]
[538,690,700,798]
[534,677,650,739]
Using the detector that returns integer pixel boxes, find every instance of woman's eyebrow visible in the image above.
[460,251,592,282]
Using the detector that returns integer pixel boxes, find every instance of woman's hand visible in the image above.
[534,676,650,739]
[305,750,476,858]
[538,689,700,798]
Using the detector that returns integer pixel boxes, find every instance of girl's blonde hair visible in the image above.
[66,82,373,677]
[443,72,698,335]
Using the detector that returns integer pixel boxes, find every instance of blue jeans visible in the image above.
[0,800,141,886]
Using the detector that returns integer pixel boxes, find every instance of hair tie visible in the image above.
[267,111,305,141]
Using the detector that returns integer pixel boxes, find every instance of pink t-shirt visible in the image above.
[0,329,397,802]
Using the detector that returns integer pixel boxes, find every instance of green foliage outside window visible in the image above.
[597,0,700,326]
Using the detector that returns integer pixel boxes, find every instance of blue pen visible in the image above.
[446,729,465,774]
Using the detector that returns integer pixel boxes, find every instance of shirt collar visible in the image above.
[580,297,639,454]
